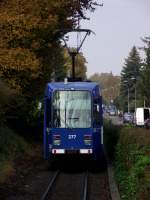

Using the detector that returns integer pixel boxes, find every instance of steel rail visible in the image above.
[82,171,88,200]
[40,170,60,200]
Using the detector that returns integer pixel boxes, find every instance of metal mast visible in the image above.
[61,28,94,80]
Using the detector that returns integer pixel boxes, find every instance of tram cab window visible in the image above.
[93,97,101,126]
[52,91,91,128]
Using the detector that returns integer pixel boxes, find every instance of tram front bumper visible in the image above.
[51,149,93,154]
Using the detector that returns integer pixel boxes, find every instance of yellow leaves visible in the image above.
[90,73,120,102]
[0,0,92,89]
[0,12,41,33]
[0,0,71,50]
[0,48,40,72]
[63,48,87,79]
[0,11,59,51]
[0,48,41,91]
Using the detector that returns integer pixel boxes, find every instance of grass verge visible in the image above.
[0,126,32,183]
[114,127,150,200]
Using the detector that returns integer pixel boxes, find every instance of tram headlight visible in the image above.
[84,135,92,145]
[53,135,61,146]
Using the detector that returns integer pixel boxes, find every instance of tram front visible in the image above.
[50,90,93,155]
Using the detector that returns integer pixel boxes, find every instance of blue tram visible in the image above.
[43,81,103,161]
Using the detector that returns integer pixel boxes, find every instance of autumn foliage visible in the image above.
[0,0,98,135]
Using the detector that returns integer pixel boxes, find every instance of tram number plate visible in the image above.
[68,134,76,140]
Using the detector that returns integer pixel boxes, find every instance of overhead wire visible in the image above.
[76,0,82,71]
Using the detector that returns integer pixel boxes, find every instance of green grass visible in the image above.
[0,126,32,183]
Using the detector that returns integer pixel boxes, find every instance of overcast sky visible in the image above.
[79,0,150,77]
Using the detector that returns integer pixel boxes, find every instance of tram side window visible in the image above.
[93,98,101,126]
[46,99,51,127]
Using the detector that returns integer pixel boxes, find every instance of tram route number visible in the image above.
[68,134,76,140]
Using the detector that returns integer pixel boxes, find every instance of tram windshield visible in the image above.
[53,90,91,128]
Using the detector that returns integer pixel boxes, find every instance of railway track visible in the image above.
[41,169,111,200]
[41,171,60,200]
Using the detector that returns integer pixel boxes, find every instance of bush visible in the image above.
[0,79,13,125]
[104,119,120,159]
[115,127,150,200]
[0,126,32,183]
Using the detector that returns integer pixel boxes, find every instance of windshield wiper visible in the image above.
[68,117,80,120]
[66,117,80,128]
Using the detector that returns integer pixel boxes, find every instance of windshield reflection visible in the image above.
[53,91,91,128]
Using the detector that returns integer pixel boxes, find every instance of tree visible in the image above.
[90,72,120,103]
[119,46,141,111]
[64,48,87,79]
[0,0,98,89]
[0,0,98,134]
[138,37,150,106]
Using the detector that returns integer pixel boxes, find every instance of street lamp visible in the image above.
[140,65,146,107]
[123,80,130,113]
[131,77,136,112]
[127,87,130,113]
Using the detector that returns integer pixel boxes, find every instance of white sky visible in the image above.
[78,0,150,77]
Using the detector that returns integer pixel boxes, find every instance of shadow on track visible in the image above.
[48,154,107,173]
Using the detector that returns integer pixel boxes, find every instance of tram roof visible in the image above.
[47,82,100,91]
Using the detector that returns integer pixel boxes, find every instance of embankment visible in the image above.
[104,120,150,200]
